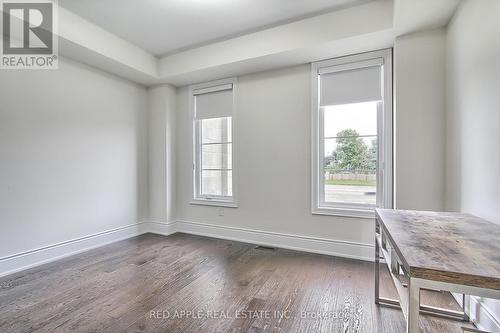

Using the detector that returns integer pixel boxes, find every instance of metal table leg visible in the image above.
[407,277,421,333]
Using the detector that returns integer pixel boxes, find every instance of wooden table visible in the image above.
[375,209,500,333]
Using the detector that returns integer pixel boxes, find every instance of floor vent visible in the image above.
[255,245,276,251]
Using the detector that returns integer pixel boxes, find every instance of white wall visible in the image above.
[175,65,376,257]
[148,85,177,224]
[446,0,500,331]
[394,28,446,211]
[0,58,149,259]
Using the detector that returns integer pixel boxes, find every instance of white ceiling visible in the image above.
[59,0,370,56]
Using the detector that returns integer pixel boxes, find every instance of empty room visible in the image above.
[1,0,499,332]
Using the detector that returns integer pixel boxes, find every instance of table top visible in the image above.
[376,209,500,290]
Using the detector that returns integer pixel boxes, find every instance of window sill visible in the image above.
[190,199,238,208]
[312,206,375,219]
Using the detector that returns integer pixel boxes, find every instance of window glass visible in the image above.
[196,116,233,199]
[323,102,378,206]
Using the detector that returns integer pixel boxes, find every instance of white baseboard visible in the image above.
[175,219,374,261]
[452,292,500,332]
[0,219,373,279]
[143,219,177,236]
[0,222,147,278]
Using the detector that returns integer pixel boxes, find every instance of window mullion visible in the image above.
[324,134,378,140]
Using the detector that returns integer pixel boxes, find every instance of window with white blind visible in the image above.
[191,78,237,207]
[311,49,393,218]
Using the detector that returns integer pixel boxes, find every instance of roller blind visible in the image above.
[194,84,233,120]
[320,66,382,107]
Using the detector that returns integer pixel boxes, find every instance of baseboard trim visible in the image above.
[175,220,374,261]
[143,220,177,236]
[0,222,147,278]
[1,219,374,279]
[452,292,500,332]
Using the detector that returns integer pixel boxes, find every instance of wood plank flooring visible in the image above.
[0,233,476,333]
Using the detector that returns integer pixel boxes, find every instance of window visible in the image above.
[312,50,392,218]
[191,79,237,207]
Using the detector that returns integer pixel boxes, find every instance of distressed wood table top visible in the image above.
[376,209,500,290]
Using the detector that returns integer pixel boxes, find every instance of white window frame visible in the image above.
[189,77,238,208]
[311,49,393,218]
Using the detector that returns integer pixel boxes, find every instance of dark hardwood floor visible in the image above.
[0,233,475,332]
